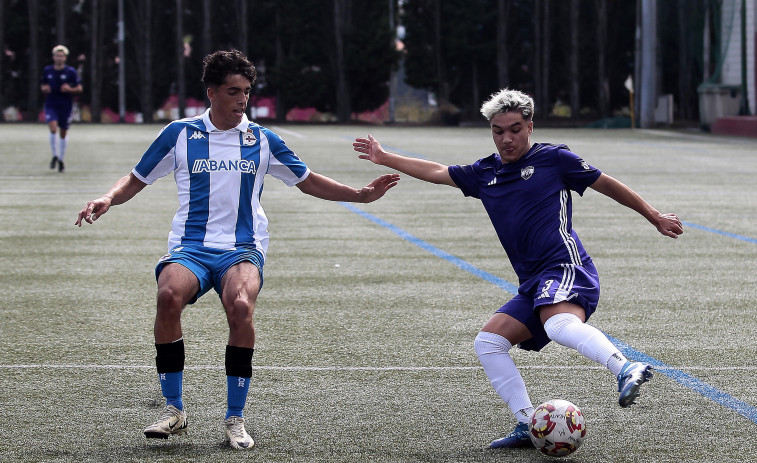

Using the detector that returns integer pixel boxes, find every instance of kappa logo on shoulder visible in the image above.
[188,131,206,140]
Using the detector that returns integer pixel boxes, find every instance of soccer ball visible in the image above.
[528,399,587,457]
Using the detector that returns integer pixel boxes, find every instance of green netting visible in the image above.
[699,0,737,89]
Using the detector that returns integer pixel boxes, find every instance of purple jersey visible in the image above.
[41,65,80,108]
[448,143,602,284]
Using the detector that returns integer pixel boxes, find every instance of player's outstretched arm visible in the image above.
[296,171,400,203]
[589,173,683,238]
[75,173,147,226]
[354,134,456,187]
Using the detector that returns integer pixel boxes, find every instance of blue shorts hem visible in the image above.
[154,244,264,304]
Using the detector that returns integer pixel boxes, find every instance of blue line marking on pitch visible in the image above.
[682,221,757,245]
[339,203,517,294]
[382,145,428,159]
[607,335,757,424]
[342,203,757,425]
[341,135,428,159]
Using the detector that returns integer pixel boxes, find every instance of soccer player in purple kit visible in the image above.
[75,50,399,450]
[353,88,683,450]
[40,45,82,173]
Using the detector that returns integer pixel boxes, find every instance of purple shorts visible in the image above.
[44,103,73,130]
[496,261,600,351]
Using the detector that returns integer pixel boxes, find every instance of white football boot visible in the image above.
[143,404,188,439]
[224,416,254,449]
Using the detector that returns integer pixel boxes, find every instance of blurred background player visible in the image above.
[75,49,399,450]
[354,88,683,450]
[40,44,82,173]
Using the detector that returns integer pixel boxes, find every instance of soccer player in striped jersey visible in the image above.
[75,49,399,450]
[40,45,83,173]
[354,88,683,450]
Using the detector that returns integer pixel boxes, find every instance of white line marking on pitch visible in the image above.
[271,126,306,138]
[0,364,754,371]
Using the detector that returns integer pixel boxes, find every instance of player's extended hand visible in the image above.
[358,173,401,203]
[654,213,684,239]
[353,134,387,165]
[74,197,112,227]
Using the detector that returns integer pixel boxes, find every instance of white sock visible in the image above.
[543,313,628,376]
[49,133,57,158]
[474,331,534,424]
[58,137,67,162]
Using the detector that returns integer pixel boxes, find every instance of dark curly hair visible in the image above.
[201,49,256,88]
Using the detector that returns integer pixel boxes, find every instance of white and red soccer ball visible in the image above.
[528,399,587,457]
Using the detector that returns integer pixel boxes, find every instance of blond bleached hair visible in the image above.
[480,88,534,122]
[52,45,69,56]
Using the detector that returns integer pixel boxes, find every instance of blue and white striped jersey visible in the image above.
[448,143,602,284]
[132,110,310,258]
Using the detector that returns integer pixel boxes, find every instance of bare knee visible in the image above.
[156,285,186,321]
[225,295,254,331]
[480,313,532,346]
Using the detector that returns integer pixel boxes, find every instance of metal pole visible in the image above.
[117,0,126,122]
[388,0,396,124]
[634,0,642,127]
[640,0,657,128]
[703,4,710,82]
[738,0,751,115]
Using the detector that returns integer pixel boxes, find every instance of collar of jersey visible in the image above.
[494,143,539,172]
[201,108,251,133]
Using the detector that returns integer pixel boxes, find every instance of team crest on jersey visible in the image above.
[521,166,534,180]
[243,129,257,146]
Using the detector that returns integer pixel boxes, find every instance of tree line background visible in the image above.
[0,0,711,124]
